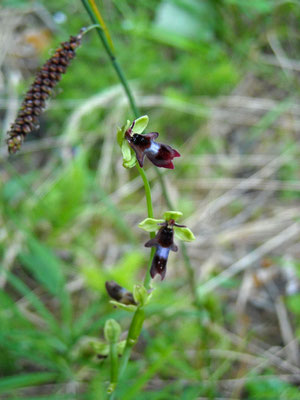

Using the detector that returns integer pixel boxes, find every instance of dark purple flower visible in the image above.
[125,122,180,169]
[144,220,179,280]
[105,281,136,305]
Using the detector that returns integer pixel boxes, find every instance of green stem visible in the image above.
[107,342,119,396]
[118,307,145,378]
[155,170,196,297]
[81,0,139,118]
[136,164,153,219]
[136,164,155,289]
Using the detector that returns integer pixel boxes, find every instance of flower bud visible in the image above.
[104,319,121,343]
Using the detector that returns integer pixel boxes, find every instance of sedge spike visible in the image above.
[6,29,84,154]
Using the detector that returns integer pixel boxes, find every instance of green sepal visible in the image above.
[133,115,149,134]
[123,153,137,168]
[121,139,137,168]
[117,120,130,147]
[138,217,164,232]
[121,140,132,161]
[163,211,183,221]
[133,284,150,307]
[117,121,137,168]
[174,226,195,242]
[109,300,137,312]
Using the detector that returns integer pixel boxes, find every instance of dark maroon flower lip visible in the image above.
[125,129,180,169]
[144,221,178,280]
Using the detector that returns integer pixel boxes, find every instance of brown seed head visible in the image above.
[6,30,83,154]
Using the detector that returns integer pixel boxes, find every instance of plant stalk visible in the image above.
[118,307,145,378]
[81,0,139,118]
[80,1,196,396]
[107,341,118,396]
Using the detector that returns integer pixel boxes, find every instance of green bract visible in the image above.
[138,217,164,232]
[163,210,183,221]
[174,226,195,242]
[109,300,137,312]
[117,115,149,169]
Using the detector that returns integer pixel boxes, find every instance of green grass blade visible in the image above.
[2,269,59,332]
[0,372,57,394]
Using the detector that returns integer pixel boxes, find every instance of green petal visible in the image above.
[121,140,132,161]
[174,226,195,242]
[109,300,137,312]
[138,217,165,232]
[163,211,183,221]
[133,115,149,134]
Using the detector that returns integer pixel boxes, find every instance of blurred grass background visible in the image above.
[1,0,300,399]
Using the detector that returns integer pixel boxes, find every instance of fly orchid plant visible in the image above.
[102,115,195,397]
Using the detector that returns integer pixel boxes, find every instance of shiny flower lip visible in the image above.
[125,128,180,169]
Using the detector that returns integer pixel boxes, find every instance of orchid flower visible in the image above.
[117,115,180,169]
[139,211,195,280]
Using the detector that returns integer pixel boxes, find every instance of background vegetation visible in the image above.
[1,0,300,398]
